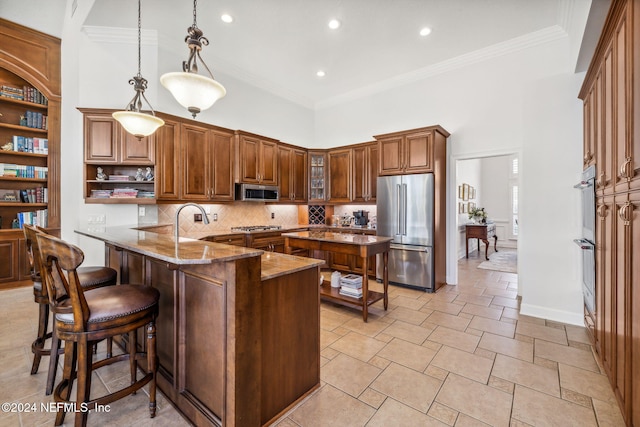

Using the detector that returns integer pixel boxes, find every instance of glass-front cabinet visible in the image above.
[309,151,326,202]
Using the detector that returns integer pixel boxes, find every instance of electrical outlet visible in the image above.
[271,212,275,219]
[194,213,202,222]
[213,213,218,221]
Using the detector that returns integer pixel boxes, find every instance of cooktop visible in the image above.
[230,225,283,232]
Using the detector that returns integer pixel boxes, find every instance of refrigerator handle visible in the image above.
[402,183,408,235]
[397,184,403,235]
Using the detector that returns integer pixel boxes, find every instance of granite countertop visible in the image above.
[75,225,323,279]
[282,230,393,245]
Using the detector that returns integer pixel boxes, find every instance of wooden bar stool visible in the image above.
[23,225,118,395]
[36,232,159,427]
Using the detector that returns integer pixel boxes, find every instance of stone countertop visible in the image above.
[135,224,309,239]
[260,252,323,281]
[75,225,323,279]
[75,225,263,265]
[282,230,393,245]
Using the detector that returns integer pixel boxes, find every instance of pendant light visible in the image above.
[112,0,164,139]
[160,0,226,118]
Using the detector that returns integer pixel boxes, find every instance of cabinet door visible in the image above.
[84,113,119,163]
[596,44,614,193]
[292,148,308,202]
[181,123,210,200]
[613,13,631,192]
[155,119,181,200]
[121,131,155,165]
[308,152,326,202]
[238,134,260,183]
[328,148,352,203]
[352,145,367,202]
[368,144,379,202]
[210,129,235,201]
[404,130,433,173]
[378,136,404,175]
[630,190,640,427]
[260,139,279,185]
[0,239,19,284]
[595,195,614,377]
[278,146,293,201]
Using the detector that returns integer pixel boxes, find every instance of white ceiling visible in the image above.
[3,0,596,109]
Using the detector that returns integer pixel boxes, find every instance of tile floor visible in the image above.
[0,251,626,426]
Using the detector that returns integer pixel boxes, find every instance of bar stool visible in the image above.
[23,225,118,395]
[36,232,159,427]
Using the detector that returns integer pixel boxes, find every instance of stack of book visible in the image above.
[108,175,131,181]
[136,191,155,199]
[0,85,24,100]
[338,274,363,299]
[110,188,138,198]
[90,189,111,199]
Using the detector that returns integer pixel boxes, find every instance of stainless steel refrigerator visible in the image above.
[376,173,435,291]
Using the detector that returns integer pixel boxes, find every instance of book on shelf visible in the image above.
[1,85,24,101]
[90,189,112,198]
[24,111,46,130]
[340,273,363,288]
[339,286,363,299]
[10,136,48,154]
[17,209,48,228]
[0,164,48,178]
[110,188,138,198]
[108,175,132,181]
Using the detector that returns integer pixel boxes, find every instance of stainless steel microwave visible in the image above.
[235,183,279,202]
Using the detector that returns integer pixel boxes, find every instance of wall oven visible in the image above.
[574,165,596,313]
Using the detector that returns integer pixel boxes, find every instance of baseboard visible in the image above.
[519,303,584,326]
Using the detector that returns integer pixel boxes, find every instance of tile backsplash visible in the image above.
[156,203,300,233]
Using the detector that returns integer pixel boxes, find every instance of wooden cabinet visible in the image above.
[154,116,180,201]
[579,1,640,424]
[181,123,235,202]
[375,126,449,176]
[328,148,352,203]
[308,151,327,202]
[81,108,156,204]
[0,18,61,289]
[82,109,155,164]
[278,144,307,203]
[236,131,278,185]
[352,142,378,203]
[246,231,285,253]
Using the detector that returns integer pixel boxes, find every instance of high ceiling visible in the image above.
[3,0,596,109]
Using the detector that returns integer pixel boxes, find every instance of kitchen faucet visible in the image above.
[175,203,209,242]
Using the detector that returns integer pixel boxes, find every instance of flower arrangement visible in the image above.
[468,207,488,223]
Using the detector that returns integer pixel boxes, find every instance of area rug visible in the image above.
[477,250,517,273]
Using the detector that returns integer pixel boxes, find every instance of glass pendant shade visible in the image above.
[160,72,226,118]
[112,111,165,138]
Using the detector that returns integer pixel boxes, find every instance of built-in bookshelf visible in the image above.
[0,18,60,285]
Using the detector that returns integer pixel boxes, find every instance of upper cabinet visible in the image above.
[81,108,155,165]
[236,131,278,185]
[180,123,235,202]
[308,151,327,203]
[352,142,378,203]
[154,115,180,200]
[375,126,450,176]
[278,143,307,203]
[327,148,352,203]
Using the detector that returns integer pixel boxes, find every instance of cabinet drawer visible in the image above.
[212,234,246,247]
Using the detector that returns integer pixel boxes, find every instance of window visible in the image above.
[509,156,519,237]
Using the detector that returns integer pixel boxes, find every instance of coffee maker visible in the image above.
[352,210,369,226]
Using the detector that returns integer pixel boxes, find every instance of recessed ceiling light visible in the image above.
[328,19,341,29]
[316,70,326,78]
[221,14,233,23]
[419,27,432,37]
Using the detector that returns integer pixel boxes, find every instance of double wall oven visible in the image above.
[574,165,596,314]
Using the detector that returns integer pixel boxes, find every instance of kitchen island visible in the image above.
[75,226,323,427]
[282,230,392,322]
